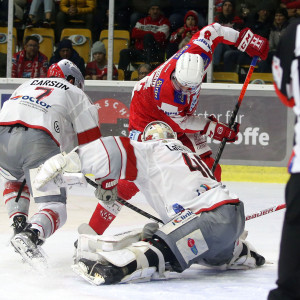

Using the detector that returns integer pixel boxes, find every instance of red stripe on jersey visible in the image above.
[119,137,138,181]
[274,82,295,107]
[195,199,240,214]
[77,126,102,145]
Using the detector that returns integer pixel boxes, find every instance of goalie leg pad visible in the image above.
[155,203,245,271]
[74,228,143,264]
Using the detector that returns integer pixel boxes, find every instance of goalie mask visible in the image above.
[141,121,177,141]
[172,53,204,95]
[47,59,85,90]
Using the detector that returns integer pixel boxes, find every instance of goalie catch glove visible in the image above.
[235,28,269,60]
[205,115,239,143]
[34,149,81,190]
[95,178,118,205]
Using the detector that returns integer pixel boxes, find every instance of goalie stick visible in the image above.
[211,56,259,173]
[84,176,164,224]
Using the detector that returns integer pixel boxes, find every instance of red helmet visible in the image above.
[47,59,84,90]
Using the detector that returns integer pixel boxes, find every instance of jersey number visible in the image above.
[182,153,215,179]
[35,87,54,101]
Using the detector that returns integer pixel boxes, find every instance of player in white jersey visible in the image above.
[0,59,101,267]
[34,121,265,284]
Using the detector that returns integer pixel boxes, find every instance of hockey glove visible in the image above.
[95,178,118,205]
[34,149,81,190]
[206,115,240,143]
[235,28,269,60]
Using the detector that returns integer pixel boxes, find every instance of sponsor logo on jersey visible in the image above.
[174,90,186,104]
[154,79,164,100]
[172,44,191,60]
[200,53,211,69]
[193,38,212,52]
[172,210,193,225]
[187,238,198,255]
[10,95,22,100]
[10,95,52,109]
[196,184,211,196]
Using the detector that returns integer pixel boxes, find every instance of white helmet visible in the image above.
[142,121,177,142]
[173,53,204,94]
[47,59,85,90]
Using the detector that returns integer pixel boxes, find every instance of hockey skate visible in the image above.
[11,215,27,236]
[72,258,127,285]
[11,224,47,270]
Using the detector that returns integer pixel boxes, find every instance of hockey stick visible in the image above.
[211,56,259,173]
[84,176,164,224]
[245,203,286,221]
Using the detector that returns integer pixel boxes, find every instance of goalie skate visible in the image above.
[11,228,47,270]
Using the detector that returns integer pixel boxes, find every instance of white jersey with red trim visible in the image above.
[79,137,239,223]
[129,23,239,136]
[0,78,100,152]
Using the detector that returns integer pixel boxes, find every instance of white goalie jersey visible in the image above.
[0,78,100,152]
[79,137,239,223]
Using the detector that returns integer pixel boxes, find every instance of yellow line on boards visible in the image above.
[221,165,289,184]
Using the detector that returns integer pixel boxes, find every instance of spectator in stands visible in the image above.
[118,0,170,79]
[25,0,53,28]
[12,35,48,78]
[223,2,273,72]
[92,0,131,42]
[258,7,289,72]
[213,0,245,71]
[280,0,300,19]
[166,10,200,59]
[55,0,96,42]
[49,38,85,76]
[166,0,207,31]
[85,41,118,80]
[130,0,150,29]
[137,63,151,80]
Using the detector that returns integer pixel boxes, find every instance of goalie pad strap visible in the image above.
[127,241,151,269]
[147,243,165,276]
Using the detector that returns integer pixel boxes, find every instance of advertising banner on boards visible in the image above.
[0,81,293,167]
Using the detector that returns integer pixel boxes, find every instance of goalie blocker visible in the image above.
[72,203,265,285]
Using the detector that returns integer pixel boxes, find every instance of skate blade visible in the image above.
[11,236,47,271]
[71,263,105,286]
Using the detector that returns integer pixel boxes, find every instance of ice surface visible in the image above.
[0,181,285,300]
